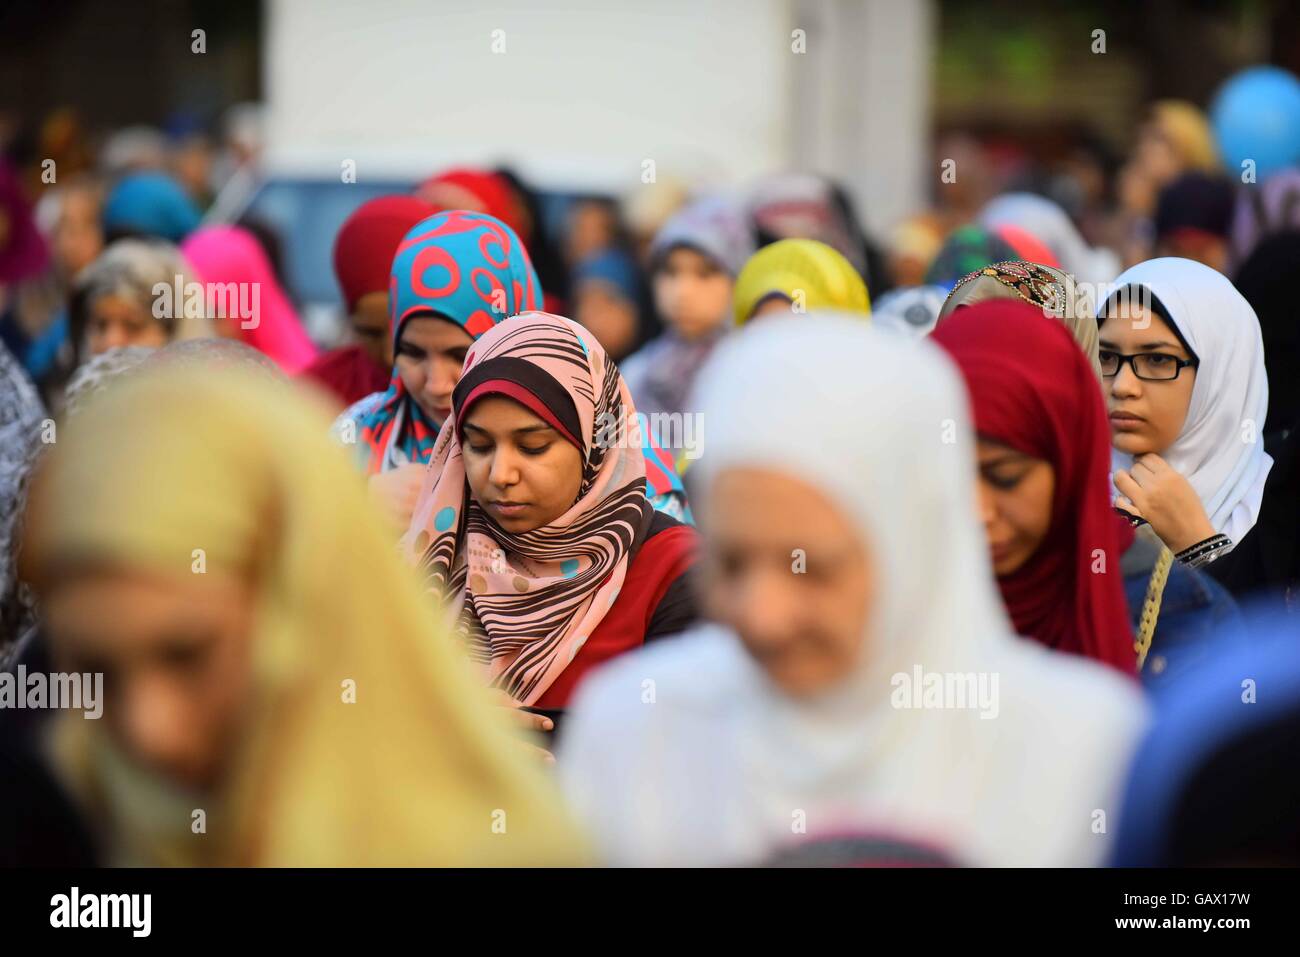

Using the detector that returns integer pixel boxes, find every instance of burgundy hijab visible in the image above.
[931,300,1136,674]
[0,161,49,284]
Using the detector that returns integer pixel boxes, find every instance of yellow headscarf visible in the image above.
[23,364,587,866]
[1152,100,1220,174]
[732,238,871,326]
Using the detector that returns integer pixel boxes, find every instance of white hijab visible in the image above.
[1104,258,1273,546]
[559,315,1146,866]
[980,192,1120,287]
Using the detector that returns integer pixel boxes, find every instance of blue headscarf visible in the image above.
[574,248,640,304]
[1112,610,1300,866]
[102,172,201,243]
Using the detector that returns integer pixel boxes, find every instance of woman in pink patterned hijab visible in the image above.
[403,312,697,710]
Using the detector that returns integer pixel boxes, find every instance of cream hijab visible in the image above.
[1103,257,1273,546]
[559,315,1146,866]
[24,364,586,866]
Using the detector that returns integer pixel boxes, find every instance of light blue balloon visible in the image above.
[1211,66,1300,181]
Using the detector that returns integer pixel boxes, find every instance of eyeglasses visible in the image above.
[1098,349,1199,381]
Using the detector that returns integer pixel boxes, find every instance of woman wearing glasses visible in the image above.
[1097,258,1273,586]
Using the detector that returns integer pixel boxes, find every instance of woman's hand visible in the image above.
[493,690,556,764]
[367,463,427,528]
[1113,453,1217,553]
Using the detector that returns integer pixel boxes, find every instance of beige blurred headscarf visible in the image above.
[22,363,586,866]
[936,261,1102,380]
[1151,100,1220,174]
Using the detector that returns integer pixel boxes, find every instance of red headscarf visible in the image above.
[332,195,438,311]
[297,196,439,406]
[415,169,525,241]
[992,224,1061,269]
[931,300,1136,674]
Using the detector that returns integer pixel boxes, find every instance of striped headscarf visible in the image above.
[353,210,541,474]
[403,313,653,705]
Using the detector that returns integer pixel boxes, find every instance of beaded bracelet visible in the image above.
[1175,533,1232,568]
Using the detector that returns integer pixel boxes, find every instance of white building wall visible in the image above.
[265,0,931,232]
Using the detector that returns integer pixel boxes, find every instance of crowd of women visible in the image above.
[0,85,1298,867]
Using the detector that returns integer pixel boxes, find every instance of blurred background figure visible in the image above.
[101,171,201,245]
[68,239,211,376]
[299,194,436,406]
[169,128,219,212]
[1113,101,1219,267]
[181,225,317,373]
[623,176,689,269]
[731,238,870,326]
[98,126,170,180]
[1151,172,1234,272]
[0,159,53,381]
[619,196,753,452]
[922,224,1018,291]
[0,159,50,292]
[562,196,624,277]
[979,192,1119,287]
[886,213,945,289]
[1227,167,1300,273]
[570,247,644,361]
[493,166,571,313]
[746,171,886,297]
[1234,229,1300,444]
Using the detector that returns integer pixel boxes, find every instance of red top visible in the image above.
[533,517,698,710]
[297,344,392,408]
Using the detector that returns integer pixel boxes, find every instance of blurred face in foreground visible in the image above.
[43,567,256,792]
[653,247,733,341]
[699,467,874,697]
[394,315,473,425]
[975,439,1055,576]
[461,396,584,534]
